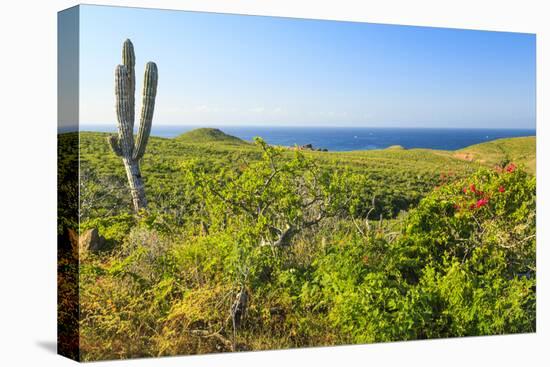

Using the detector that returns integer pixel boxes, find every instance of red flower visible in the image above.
[469,183,476,193]
[506,163,517,173]
[476,198,489,208]
[462,187,468,194]
[498,186,505,193]
[469,204,475,210]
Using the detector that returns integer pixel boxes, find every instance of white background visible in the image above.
[0,0,547,366]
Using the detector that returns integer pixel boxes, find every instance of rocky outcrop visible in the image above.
[79,228,107,254]
[297,143,328,152]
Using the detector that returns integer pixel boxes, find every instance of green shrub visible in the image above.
[74,130,535,359]
[306,164,535,343]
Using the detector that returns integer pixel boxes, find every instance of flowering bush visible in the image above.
[306,164,535,342]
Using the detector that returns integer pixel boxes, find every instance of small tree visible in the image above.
[188,138,354,248]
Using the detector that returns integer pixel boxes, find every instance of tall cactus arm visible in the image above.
[133,62,158,161]
[122,39,136,127]
[107,135,123,156]
[115,64,134,156]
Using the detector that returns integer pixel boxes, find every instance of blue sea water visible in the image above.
[80,125,535,152]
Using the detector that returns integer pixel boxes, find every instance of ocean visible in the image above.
[80,125,536,152]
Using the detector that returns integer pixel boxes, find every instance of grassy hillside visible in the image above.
[77,130,535,222]
[68,129,536,360]
[453,136,536,174]
[175,127,248,146]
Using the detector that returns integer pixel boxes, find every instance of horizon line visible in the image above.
[79,123,536,130]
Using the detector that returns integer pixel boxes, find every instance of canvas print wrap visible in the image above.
[58,4,536,362]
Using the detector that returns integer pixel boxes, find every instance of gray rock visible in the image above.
[79,228,106,253]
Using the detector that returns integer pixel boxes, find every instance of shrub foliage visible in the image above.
[70,133,536,360]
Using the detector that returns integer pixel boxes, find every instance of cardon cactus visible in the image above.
[108,39,158,213]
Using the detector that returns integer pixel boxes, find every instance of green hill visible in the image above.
[452,136,535,174]
[76,130,535,223]
[175,128,247,145]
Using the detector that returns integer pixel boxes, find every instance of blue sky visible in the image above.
[79,5,536,128]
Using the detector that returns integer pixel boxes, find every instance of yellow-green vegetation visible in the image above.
[175,127,250,146]
[68,129,536,360]
[453,136,536,174]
